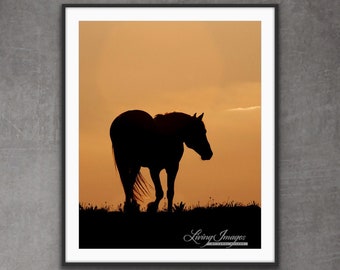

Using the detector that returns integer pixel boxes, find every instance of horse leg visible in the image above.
[166,164,179,212]
[117,162,140,212]
[147,168,163,212]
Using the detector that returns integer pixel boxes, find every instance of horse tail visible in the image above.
[133,172,151,202]
[111,146,117,170]
[111,144,151,203]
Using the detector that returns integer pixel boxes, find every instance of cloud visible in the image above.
[228,106,261,112]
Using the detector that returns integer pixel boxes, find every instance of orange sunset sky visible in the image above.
[79,21,261,209]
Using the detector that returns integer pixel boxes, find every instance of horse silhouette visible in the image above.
[110,110,213,212]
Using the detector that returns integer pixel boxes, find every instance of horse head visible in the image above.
[183,113,213,160]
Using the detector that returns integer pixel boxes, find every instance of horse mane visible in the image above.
[154,112,194,136]
[154,112,193,123]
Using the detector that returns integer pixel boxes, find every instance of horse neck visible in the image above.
[154,113,191,139]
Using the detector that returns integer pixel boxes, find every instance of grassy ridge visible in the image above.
[79,203,261,249]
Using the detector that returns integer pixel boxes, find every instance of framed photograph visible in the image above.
[64,4,277,263]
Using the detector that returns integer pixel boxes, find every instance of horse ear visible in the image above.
[193,113,197,118]
[198,113,204,120]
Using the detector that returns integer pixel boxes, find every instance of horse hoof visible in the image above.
[147,202,158,213]
[124,202,140,213]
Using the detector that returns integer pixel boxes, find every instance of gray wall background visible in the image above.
[0,0,339,269]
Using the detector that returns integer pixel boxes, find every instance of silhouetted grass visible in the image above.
[79,200,261,249]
